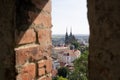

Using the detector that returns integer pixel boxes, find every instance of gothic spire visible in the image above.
[70,27,72,36]
[65,27,68,45]
[66,27,68,36]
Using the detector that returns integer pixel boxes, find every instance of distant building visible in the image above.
[57,49,81,64]
[52,59,60,69]
[66,50,81,64]
[65,28,77,45]
[52,46,81,72]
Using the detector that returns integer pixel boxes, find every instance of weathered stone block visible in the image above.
[38,68,45,76]
[45,59,52,73]
[22,63,36,79]
[17,73,30,80]
[17,63,36,80]
[32,0,51,13]
[28,11,51,28]
[38,76,46,80]
[46,76,52,80]
[38,60,46,68]
[38,29,51,46]
[15,29,36,45]
[15,45,42,65]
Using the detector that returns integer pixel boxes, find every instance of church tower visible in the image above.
[65,27,77,45]
[65,28,69,45]
[70,27,72,36]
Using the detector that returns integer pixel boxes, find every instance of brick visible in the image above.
[15,45,42,65]
[38,76,46,80]
[21,73,30,80]
[17,73,30,80]
[37,29,52,55]
[38,68,45,76]
[42,0,51,13]
[46,76,52,80]
[41,78,47,80]
[39,48,51,60]
[15,29,36,44]
[32,0,51,13]
[28,11,51,27]
[38,60,46,68]
[45,59,52,73]
[20,63,36,80]
[38,29,51,46]
[23,63,36,78]
[16,63,36,80]
[38,76,52,80]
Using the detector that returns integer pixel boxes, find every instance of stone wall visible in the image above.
[0,0,15,80]
[88,0,120,80]
[0,0,52,80]
[15,0,52,80]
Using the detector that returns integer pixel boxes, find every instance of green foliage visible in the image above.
[68,50,89,80]
[57,67,69,78]
[53,50,89,80]
[71,41,88,53]
[52,77,58,80]
[71,41,81,50]
[58,76,68,80]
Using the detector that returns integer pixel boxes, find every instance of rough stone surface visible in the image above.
[38,60,46,68]
[28,11,51,27]
[32,0,51,13]
[15,45,42,65]
[38,76,52,80]
[38,68,46,76]
[38,29,52,47]
[15,0,52,80]
[88,0,120,80]
[17,73,30,80]
[15,29,36,44]
[46,76,52,80]
[0,0,52,80]
[38,77,46,80]
[0,0,15,80]
[17,63,36,80]
[45,59,52,73]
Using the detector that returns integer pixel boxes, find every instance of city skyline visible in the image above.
[52,0,89,35]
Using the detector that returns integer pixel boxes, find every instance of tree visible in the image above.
[57,67,69,78]
[71,41,88,53]
[71,41,81,50]
[68,50,88,80]
[57,76,68,80]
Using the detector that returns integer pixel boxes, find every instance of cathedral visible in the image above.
[65,28,77,45]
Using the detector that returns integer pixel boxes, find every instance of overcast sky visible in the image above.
[52,0,89,35]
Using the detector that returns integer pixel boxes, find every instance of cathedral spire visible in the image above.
[65,27,77,45]
[70,27,72,36]
[66,27,68,36]
[65,27,68,45]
